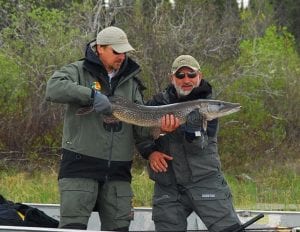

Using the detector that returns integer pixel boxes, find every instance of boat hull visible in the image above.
[0,204,300,231]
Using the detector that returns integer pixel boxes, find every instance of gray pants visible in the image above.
[58,178,133,231]
[152,174,241,232]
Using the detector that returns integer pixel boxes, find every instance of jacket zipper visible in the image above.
[105,69,139,181]
[105,128,114,181]
[105,76,113,181]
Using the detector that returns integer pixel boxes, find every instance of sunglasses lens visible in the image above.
[175,72,185,79]
[175,71,197,79]
[187,72,197,78]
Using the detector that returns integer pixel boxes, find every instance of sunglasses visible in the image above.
[175,71,198,79]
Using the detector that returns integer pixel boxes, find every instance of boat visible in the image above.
[0,204,300,231]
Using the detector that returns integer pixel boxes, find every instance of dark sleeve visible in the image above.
[128,82,157,158]
[207,118,219,137]
[145,97,160,106]
[136,139,158,160]
[134,96,161,160]
[202,80,218,137]
[134,124,159,160]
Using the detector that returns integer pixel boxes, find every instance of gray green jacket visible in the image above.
[45,41,147,182]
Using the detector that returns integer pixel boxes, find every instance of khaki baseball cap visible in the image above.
[96,26,135,53]
[171,55,200,74]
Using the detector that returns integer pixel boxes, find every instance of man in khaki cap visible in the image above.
[46,26,178,231]
[137,55,243,231]
[96,26,134,53]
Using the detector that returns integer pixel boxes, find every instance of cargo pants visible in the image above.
[152,174,242,232]
[58,178,134,231]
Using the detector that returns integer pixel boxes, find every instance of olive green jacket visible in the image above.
[45,42,148,181]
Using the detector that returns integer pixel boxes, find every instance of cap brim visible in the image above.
[111,43,135,53]
[172,65,198,74]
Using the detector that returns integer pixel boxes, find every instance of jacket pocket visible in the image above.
[59,178,97,217]
[152,193,179,225]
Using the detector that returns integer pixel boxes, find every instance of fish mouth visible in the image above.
[225,104,241,114]
[216,103,241,118]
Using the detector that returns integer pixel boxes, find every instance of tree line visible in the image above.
[0,0,299,173]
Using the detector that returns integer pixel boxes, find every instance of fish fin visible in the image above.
[196,111,207,132]
[103,115,120,124]
[203,119,208,132]
[151,127,163,139]
[76,106,94,115]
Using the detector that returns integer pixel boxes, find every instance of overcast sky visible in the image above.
[236,0,250,8]
[105,0,250,9]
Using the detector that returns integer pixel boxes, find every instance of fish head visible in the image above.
[205,100,241,120]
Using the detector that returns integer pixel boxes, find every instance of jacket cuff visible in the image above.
[91,89,95,98]
[136,141,158,160]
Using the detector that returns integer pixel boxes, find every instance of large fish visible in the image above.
[77,96,241,127]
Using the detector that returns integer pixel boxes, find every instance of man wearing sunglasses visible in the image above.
[46,26,178,231]
[137,55,242,232]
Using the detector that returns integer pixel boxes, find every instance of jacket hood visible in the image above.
[175,79,213,102]
[84,40,140,78]
[85,40,102,65]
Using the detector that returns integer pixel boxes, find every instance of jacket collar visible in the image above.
[157,79,213,104]
[83,40,140,79]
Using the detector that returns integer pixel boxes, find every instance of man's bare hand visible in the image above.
[160,114,180,133]
[149,151,173,173]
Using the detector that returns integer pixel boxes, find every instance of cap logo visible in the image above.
[173,58,189,69]
[171,55,200,74]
